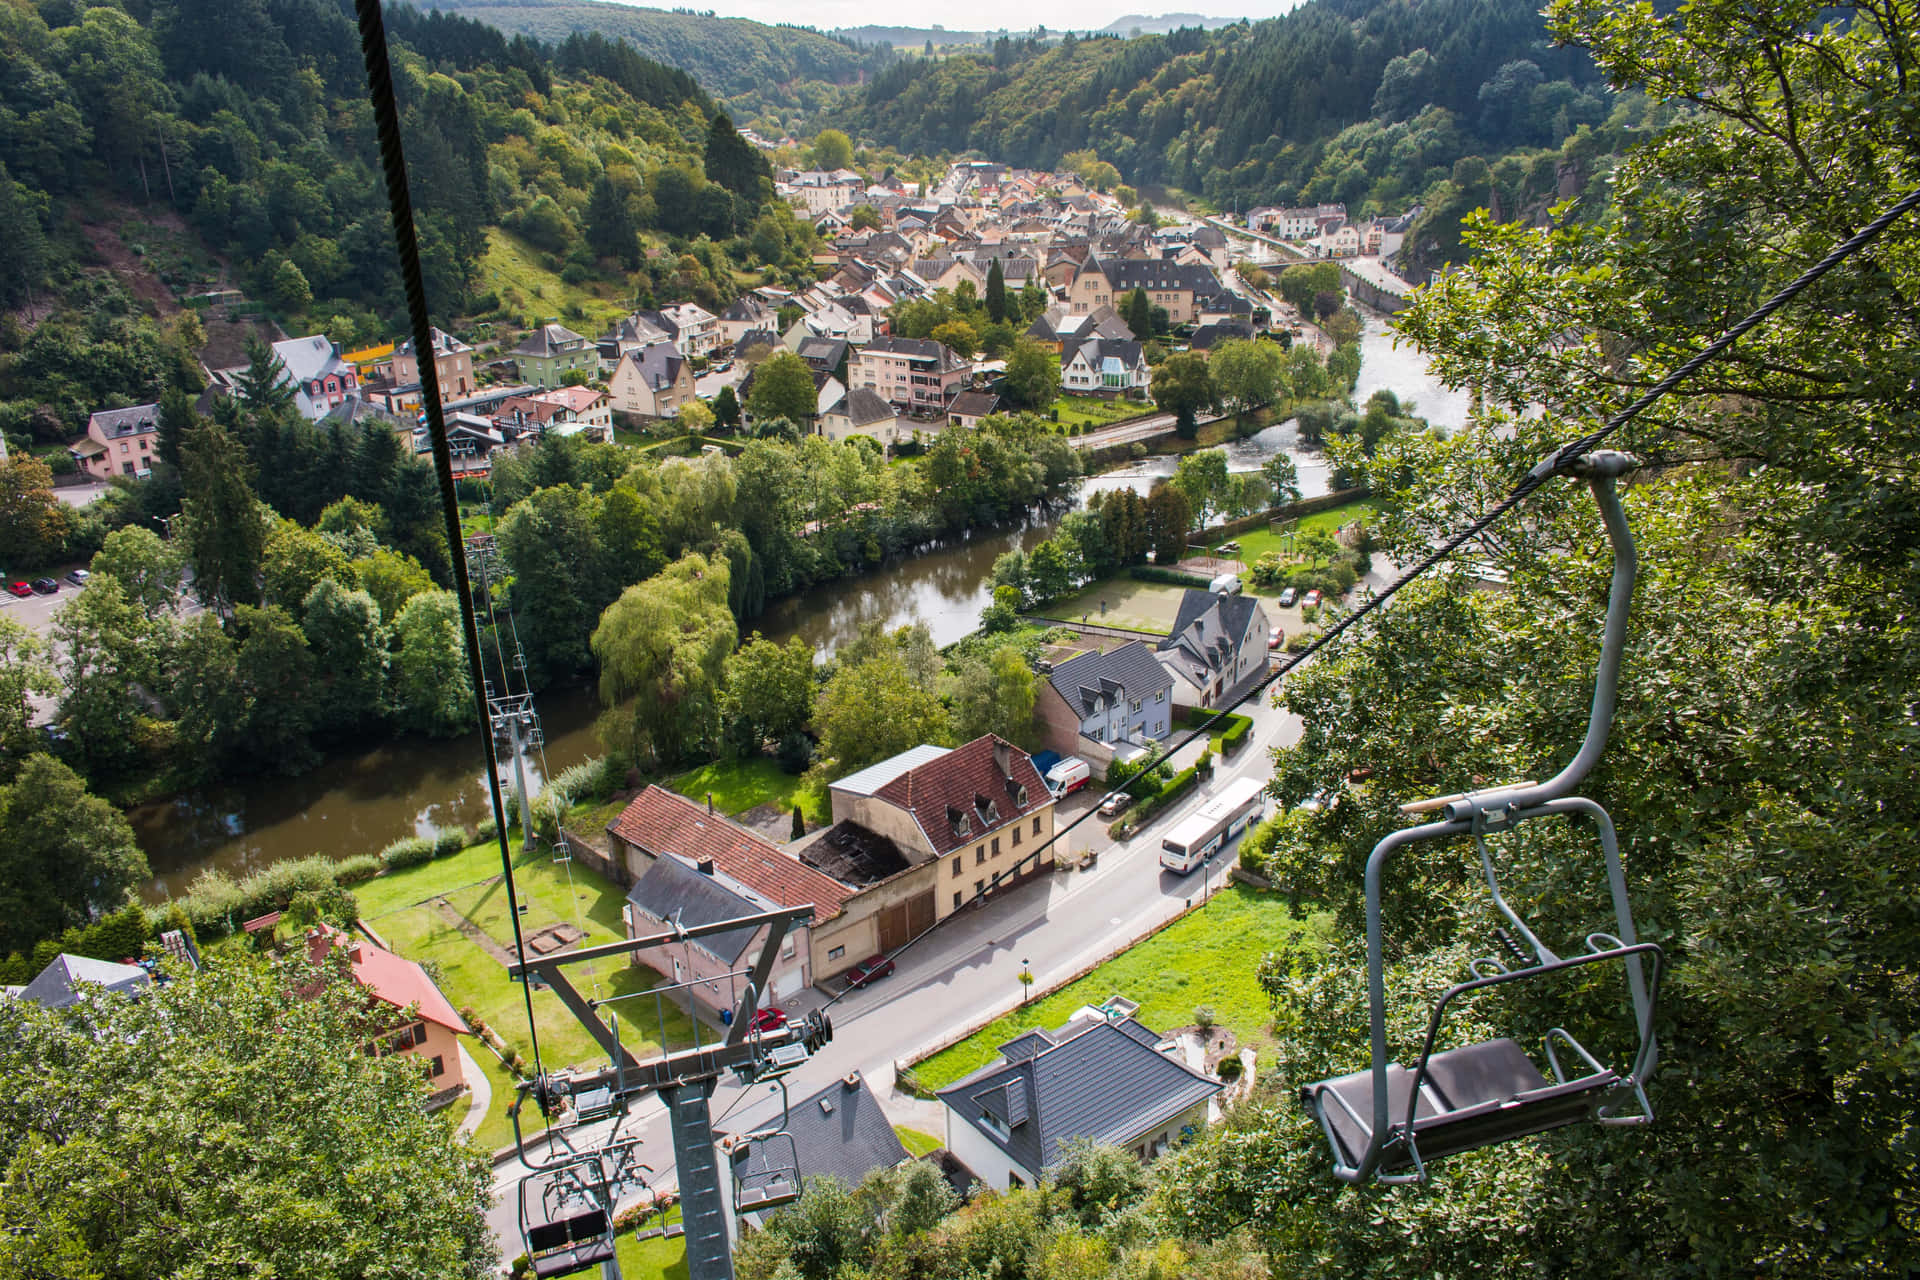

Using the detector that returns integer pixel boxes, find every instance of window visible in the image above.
[1033,817,1042,836]
[951,855,961,875]
[974,880,984,897]
[1156,690,1166,703]
[119,443,129,455]
[1131,699,1142,712]
[1008,1172,1025,1188]
[953,892,962,910]
[782,936,796,959]
[976,847,986,865]
[992,836,1001,856]
[828,945,845,961]
[1012,825,1021,846]
[430,1055,445,1076]
[1155,721,1165,735]
[413,1022,428,1046]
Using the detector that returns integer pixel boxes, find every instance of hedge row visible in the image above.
[1111,759,1204,840]
[1130,565,1212,588]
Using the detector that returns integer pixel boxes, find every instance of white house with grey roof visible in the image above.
[938,1004,1220,1190]
[1155,589,1271,710]
[1035,641,1175,778]
[10,954,152,1009]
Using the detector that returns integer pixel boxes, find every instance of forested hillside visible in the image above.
[426,0,893,120]
[829,0,1623,245]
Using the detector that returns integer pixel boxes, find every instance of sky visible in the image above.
[598,0,1305,38]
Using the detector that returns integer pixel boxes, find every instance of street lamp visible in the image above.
[1019,958,1034,1005]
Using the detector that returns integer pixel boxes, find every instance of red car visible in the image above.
[1268,626,1284,649]
[844,954,895,988]
[6,582,31,598]
[1303,589,1323,609]
[750,1006,788,1032]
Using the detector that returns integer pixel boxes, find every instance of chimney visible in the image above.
[696,858,716,876]
[707,791,714,815]
[843,1070,862,1091]
[993,739,1011,779]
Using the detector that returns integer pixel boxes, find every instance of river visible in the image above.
[133,314,1468,899]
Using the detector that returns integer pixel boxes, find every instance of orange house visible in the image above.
[307,927,471,1095]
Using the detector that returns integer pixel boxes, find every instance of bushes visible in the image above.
[380,834,438,871]
[1220,716,1252,754]
[334,854,383,885]
[1130,565,1210,588]
[1113,761,1202,838]
[0,903,154,986]
[546,756,613,807]
[170,855,350,939]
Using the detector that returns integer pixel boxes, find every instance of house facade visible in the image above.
[819,386,904,448]
[650,303,723,359]
[609,345,695,419]
[510,323,596,388]
[1036,642,1175,777]
[531,385,613,438]
[623,852,811,1017]
[391,327,475,400]
[853,337,973,415]
[306,926,470,1095]
[1067,260,1225,324]
[78,403,159,480]
[1060,338,1149,397]
[828,735,1057,923]
[938,1006,1220,1190]
[1155,590,1271,710]
[273,335,361,419]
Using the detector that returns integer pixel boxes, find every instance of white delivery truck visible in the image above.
[1045,756,1091,797]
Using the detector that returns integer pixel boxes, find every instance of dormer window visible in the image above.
[1016,785,1028,807]
[948,804,971,838]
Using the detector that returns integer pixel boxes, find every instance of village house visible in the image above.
[1067,260,1226,324]
[391,327,475,400]
[609,343,695,419]
[819,386,903,449]
[729,1072,909,1218]
[853,336,973,415]
[646,303,723,359]
[9,953,152,1008]
[306,926,471,1096]
[1059,337,1150,398]
[946,390,1000,428]
[718,295,776,346]
[623,851,812,1020]
[273,334,361,419]
[1155,590,1272,710]
[1035,642,1176,778]
[938,1001,1220,1190]
[76,402,159,480]
[530,385,613,440]
[595,312,674,369]
[509,322,596,388]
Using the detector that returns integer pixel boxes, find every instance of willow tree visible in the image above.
[592,551,736,769]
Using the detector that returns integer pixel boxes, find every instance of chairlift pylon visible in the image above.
[1300,450,1663,1185]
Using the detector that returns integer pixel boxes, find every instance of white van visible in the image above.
[1046,757,1091,797]
[1208,573,1243,596]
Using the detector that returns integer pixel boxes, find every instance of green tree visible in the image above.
[0,952,497,1277]
[0,619,56,775]
[0,456,71,569]
[353,547,435,622]
[677,398,716,438]
[930,319,980,360]
[301,579,386,739]
[1262,452,1302,507]
[815,654,949,778]
[747,350,819,427]
[985,258,1008,324]
[180,415,268,616]
[227,604,318,775]
[1209,338,1284,413]
[948,645,1038,746]
[1143,483,1193,562]
[268,257,312,313]
[848,204,882,231]
[1125,286,1153,341]
[809,129,854,171]
[52,577,152,779]
[1001,337,1057,411]
[261,521,353,615]
[722,632,816,751]
[90,525,184,622]
[584,174,640,268]
[712,382,742,430]
[592,552,737,769]
[1150,350,1217,439]
[1171,449,1231,529]
[0,753,148,954]
[389,590,475,738]
[233,334,294,417]
[497,484,611,687]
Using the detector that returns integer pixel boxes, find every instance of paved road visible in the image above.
[694,364,744,401]
[482,684,1305,1262]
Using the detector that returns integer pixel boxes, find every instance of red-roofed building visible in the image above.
[306,927,470,1093]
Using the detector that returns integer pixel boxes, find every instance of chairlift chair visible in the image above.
[517,1158,617,1279]
[1300,450,1663,1185]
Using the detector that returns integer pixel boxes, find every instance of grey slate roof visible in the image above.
[937,1015,1220,1175]
[1156,590,1264,686]
[1047,641,1173,717]
[733,1073,909,1197]
[826,386,896,428]
[625,853,768,965]
[511,322,588,358]
[17,954,152,1010]
[87,403,160,439]
[1090,258,1225,295]
[623,342,687,392]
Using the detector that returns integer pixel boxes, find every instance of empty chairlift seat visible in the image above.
[1303,1034,1620,1174]
[526,1210,614,1279]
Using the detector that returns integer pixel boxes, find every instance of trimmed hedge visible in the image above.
[1221,716,1252,753]
[1130,565,1211,588]
[1112,761,1202,839]
[334,854,383,885]
[379,834,438,871]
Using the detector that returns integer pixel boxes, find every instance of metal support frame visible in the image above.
[1322,449,1659,1185]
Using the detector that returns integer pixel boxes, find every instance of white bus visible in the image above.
[1159,776,1269,874]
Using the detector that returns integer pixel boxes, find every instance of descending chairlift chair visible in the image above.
[1300,450,1664,1185]
[518,1152,621,1279]
[728,1009,806,1215]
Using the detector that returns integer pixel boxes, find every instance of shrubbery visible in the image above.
[1129,565,1211,588]
[379,834,438,871]
[169,855,351,939]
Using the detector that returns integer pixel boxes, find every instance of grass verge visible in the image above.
[1039,576,1187,635]
[613,1206,687,1280]
[667,758,827,826]
[895,1126,942,1158]
[909,886,1330,1091]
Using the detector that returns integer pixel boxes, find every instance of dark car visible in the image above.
[750,1006,788,1032]
[31,578,58,595]
[6,582,32,598]
[844,954,895,988]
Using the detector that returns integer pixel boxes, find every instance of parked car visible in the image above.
[6,582,32,598]
[1268,626,1284,649]
[64,568,90,587]
[750,1006,788,1032]
[1303,589,1322,609]
[1208,572,1243,596]
[844,954,896,988]
[1278,586,1298,607]
[1097,791,1133,818]
[30,578,57,595]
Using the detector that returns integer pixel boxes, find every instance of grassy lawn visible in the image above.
[667,758,827,826]
[1055,393,1148,430]
[1226,498,1383,567]
[895,1126,942,1158]
[613,1205,687,1280]
[910,886,1331,1091]
[480,228,629,333]
[464,1042,532,1153]
[1038,576,1188,635]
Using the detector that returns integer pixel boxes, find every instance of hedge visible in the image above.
[1111,761,1202,840]
[379,834,438,871]
[1221,715,1252,753]
[1130,565,1212,589]
[167,854,352,939]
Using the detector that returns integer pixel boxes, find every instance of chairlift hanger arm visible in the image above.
[507,904,815,981]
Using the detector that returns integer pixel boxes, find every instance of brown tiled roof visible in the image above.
[872,735,1051,859]
[608,786,850,921]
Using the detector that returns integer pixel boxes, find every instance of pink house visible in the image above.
[852,336,973,415]
[76,403,160,480]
